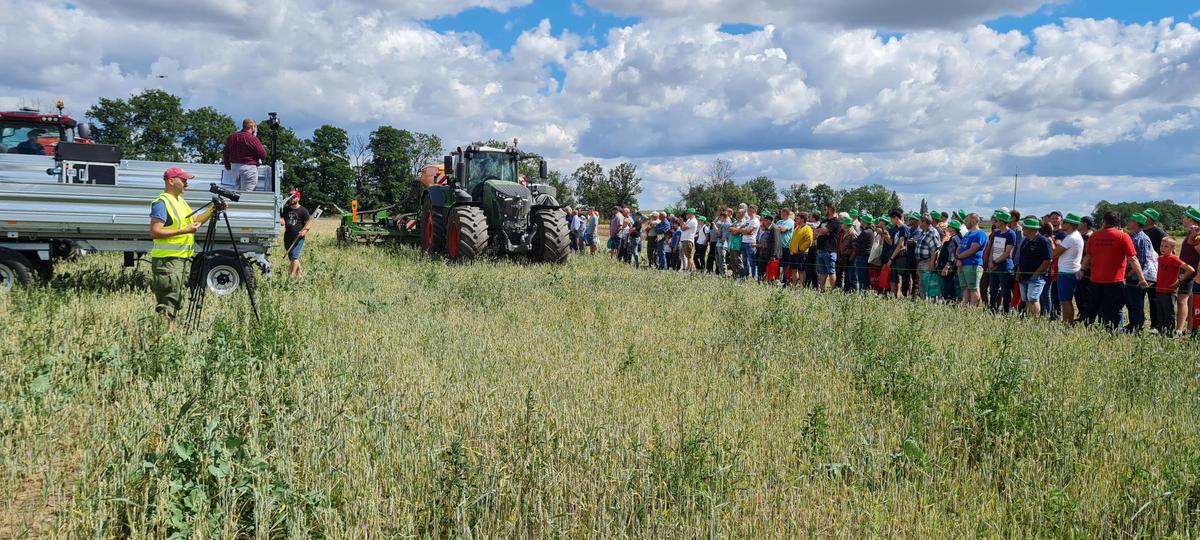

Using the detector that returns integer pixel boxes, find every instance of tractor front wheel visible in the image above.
[448,206,489,261]
[531,208,570,264]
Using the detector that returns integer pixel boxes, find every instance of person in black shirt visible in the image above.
[1143,208,1167,256]
[1017,217,1054,317]
[15,129,47,155]
[813,205,841,291]
[280,190,312,278]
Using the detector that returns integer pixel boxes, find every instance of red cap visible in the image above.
[290,189,301,200]
[163,167,195,181]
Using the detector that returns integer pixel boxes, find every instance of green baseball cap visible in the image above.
[1063,212,1082,225]
[907,211,920,221]
[948,220,963,230]
[860,213,874,224]
[761,210,773,217]
[1144,208,1160,221]
[993,210,1012,223]
[841,216,854,225]
[848,209,860,217]
[1021,217,1041,229]
[876,215,889,224]
[955,209,967,220]
[1128,212,1147,226]
[1187,207,1200,222]
[665,207,673,213]
[699,216,707,222]
[687,208,697,214]
[929,211,941,220]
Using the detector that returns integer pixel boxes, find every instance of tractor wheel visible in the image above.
[0,249,33,292]
[422,199,447,253]
[447,206,489,261]
[336,225,348,244]
[531,208,570,264]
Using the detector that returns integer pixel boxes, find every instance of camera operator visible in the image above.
[280,190,312,278]
[223,118,269,191]
[149,167,221,330]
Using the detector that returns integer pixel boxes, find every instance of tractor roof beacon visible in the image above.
[417,143,570,264]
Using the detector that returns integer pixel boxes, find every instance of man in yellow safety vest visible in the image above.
[149,167,218,329]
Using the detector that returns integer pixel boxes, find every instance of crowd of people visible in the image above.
[565,203,1200,336]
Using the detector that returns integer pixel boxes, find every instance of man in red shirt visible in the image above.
[1078,211,1148,331]
[222,118,269,191]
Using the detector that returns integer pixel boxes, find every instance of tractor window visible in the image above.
[465,152,517,192]
[0,123,61,156]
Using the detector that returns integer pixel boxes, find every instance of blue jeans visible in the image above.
[657,241,667,270]
[1125,282,1150,332]
[1019,275,1047,302]
[741,243,758,279]
[628,237,642,266]
[853,256,869,290]
[287,237,305,260]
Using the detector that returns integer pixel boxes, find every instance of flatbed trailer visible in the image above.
[0,145,282,294]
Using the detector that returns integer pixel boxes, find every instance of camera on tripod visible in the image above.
[209,182,240,202]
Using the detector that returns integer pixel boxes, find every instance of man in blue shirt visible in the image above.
[1017,217,1054,317]
[1125,213,1158,333]
[956,213,988,307]
[987,210,1017,313]
[883,209,910,297]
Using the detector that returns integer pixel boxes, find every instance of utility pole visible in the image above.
[1012,172,1019,209]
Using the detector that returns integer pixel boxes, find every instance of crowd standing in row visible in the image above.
[564,203,1200,336]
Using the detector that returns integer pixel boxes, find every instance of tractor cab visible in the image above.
[0,104,94,157]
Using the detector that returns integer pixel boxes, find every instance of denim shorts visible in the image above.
[816,250,837,275]
[1056,273,1079,302]
[1019,275,1047,302]
[287,237,305,261]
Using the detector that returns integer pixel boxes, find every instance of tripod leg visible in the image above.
[185,217,220,331]
[221,212,261,321]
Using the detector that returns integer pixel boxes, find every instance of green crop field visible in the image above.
[2,219,1199,538]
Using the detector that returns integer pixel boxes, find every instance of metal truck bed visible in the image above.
[0,154,281,249]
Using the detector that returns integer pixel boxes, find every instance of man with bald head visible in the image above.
[223,118,269,191]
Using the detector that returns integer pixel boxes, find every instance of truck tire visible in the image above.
[194,252,255,296]
[447,206,489,260]
[422,198,446,253]
[531,208,570,264]
[0,249,32,292]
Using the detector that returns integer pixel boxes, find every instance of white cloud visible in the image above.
[2,0,1199,216]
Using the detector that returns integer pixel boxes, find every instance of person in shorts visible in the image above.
[1017,217,1053,317]
[813,204,841,292]
[280,190,312,278]
[787,211,813,286]
[1052,213,1085,326]
[956,213,988,306]
[1155,237,1196,336]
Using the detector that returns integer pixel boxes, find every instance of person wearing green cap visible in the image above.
[774,209,796,282]
[937,219,964,301]
[1016,217,1054,317]
[1142,208,1166,256]
[695,214,711,272]
[914,214,943,298]
[1079,211,1148,331]
[1051,213,1086,326]
[1123,213,1158,332]
[986,210,1018,313]
[850,214,876,291]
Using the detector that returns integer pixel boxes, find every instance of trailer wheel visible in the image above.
[196,253,255,296]
[0,249,32,292]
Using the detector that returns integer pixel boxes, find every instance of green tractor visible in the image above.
[413,144,570,263]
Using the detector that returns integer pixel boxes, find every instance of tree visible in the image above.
[741,176,778,210]
[920,198,929,215]
[780,184,813,212]
[1093,200,1187,230]
[678,159,744,216]
[545,170,575,207]
[572,161,609,209]
[86,97,136,156]
[839,184,903,217]
[303,125,355,211]
[607,162,642,208]
[367,126,417,207]
[129,89,185,161]
[181,106,235,163]
[810,183,840,212]
[255,118,309,193]
[349,134,373,204]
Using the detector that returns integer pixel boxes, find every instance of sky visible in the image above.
[3,0,1200,215]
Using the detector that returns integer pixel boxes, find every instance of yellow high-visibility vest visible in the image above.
[151,192,195,259]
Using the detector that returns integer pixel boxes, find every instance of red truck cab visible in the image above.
[0,105,93,156]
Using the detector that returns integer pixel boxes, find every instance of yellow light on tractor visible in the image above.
[56,100,64,113]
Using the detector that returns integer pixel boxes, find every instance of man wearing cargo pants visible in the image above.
[223,118,269,191]
[150,167,217,331]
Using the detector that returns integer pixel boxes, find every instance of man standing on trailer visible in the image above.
[149,167,218,330]
[223,118,269,191]
[280,190,313,278]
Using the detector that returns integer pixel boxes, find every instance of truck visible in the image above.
[0,107,283,294]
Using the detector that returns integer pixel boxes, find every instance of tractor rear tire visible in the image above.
[422,199,447,253]
[0,249,33,292]
[447,206,489,261]
[531,208,570,264]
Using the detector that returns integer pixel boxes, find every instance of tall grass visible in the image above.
[2,220,1199,537]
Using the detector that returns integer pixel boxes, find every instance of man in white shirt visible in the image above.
[738,204,760,279]
[695,215,710,273]
[680,208,699,271]
[608,207,625,258]
[1052,212,1086,326]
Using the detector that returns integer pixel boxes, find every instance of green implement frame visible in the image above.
[335,205,417,244]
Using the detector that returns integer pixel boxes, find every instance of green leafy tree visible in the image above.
[545,170,575,207]
[840,184,903,217]
[780,184,814,213]
[572,161,610,210]
[741,176,778,210]
[129,89,185,161]
[302,125,355,211]
[255,118,309,193]
[810,184,841,213]
[920,198,929,214]
[679,159,743,216]
[367,126,417,207]
[607,162,642,208]
[1092,200,1187,230]
[181,106,235,164]
[86,97,136,156]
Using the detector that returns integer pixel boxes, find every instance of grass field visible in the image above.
[2,219,1200,538]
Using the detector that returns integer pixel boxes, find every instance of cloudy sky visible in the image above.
[3,0,1199,215]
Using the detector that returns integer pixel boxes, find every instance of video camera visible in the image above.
[266,112,281,130]
[209,183,240,202]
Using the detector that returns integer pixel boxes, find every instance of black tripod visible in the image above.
[184,195,261,330]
